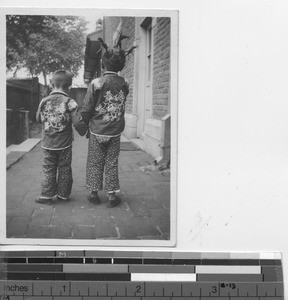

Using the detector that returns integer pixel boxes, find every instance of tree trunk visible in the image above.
[13,67,19,77]
[42,71,47,86]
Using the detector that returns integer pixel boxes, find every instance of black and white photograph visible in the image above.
[2,0,288,295]
[3,9,178,245]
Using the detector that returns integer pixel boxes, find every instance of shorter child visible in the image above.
[35,70,87,204]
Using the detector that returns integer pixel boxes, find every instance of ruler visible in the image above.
[0,251,284,299]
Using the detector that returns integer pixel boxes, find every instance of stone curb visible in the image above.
[6,138,41,170]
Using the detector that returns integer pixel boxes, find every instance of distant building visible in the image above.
[83,19,103,84]
[84,16,171,159]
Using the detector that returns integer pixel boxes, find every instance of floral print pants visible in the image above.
[41,146,73,199]
[86,134,121,193]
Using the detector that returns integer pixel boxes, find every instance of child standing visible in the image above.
[81,22,135,208]
[35,70,87,204]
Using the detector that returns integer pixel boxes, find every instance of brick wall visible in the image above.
[152,17,171,119]
[103,17,135,114]
[103,16,171,118]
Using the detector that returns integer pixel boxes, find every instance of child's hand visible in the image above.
[72,113,88,137]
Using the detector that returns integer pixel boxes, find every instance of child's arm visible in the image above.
[36,107,41,123]
[68,99,88,136]
[36,99,45,123]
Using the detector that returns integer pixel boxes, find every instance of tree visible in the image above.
[6,15,56,70]
[6,15,88,85]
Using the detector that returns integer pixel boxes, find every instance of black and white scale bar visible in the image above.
[0,264,269,273]
[0,263,282,283]
[0,273,131,281]
[0,273,267,282]
[0,257,282,266]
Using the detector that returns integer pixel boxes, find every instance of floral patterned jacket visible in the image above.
[81,71,129,137]
[36,91,87,150]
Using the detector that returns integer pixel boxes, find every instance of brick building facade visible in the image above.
[103,16,171,159]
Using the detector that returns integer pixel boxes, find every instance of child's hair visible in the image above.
[102,49,126,72]
[51,70,72,90]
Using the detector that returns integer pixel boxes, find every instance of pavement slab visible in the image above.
[6,133,171,240]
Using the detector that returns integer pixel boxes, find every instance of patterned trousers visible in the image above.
[86,134,121,193]
[41,146,73,199]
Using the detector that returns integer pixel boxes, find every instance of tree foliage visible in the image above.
[6,15,55,70]
[6,15,88,84]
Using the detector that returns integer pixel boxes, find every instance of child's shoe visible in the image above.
[106,193,121,208]
[57,196,70,202]
[35,197,53,205]
[88,191,101,204]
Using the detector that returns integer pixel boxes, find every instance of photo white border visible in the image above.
[0,7,178,247]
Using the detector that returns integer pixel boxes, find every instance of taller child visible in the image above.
[81,20,136,208]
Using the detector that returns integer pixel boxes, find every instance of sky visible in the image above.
[6,14,102,87]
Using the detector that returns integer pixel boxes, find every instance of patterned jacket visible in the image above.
[81,72,129,137]
[36,91,87,150]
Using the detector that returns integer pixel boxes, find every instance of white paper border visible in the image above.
[0,7,178,247]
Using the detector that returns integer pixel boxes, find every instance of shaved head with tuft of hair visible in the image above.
[51,70,73,90]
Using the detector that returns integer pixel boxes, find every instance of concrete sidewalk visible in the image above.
[6,132,170,240]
